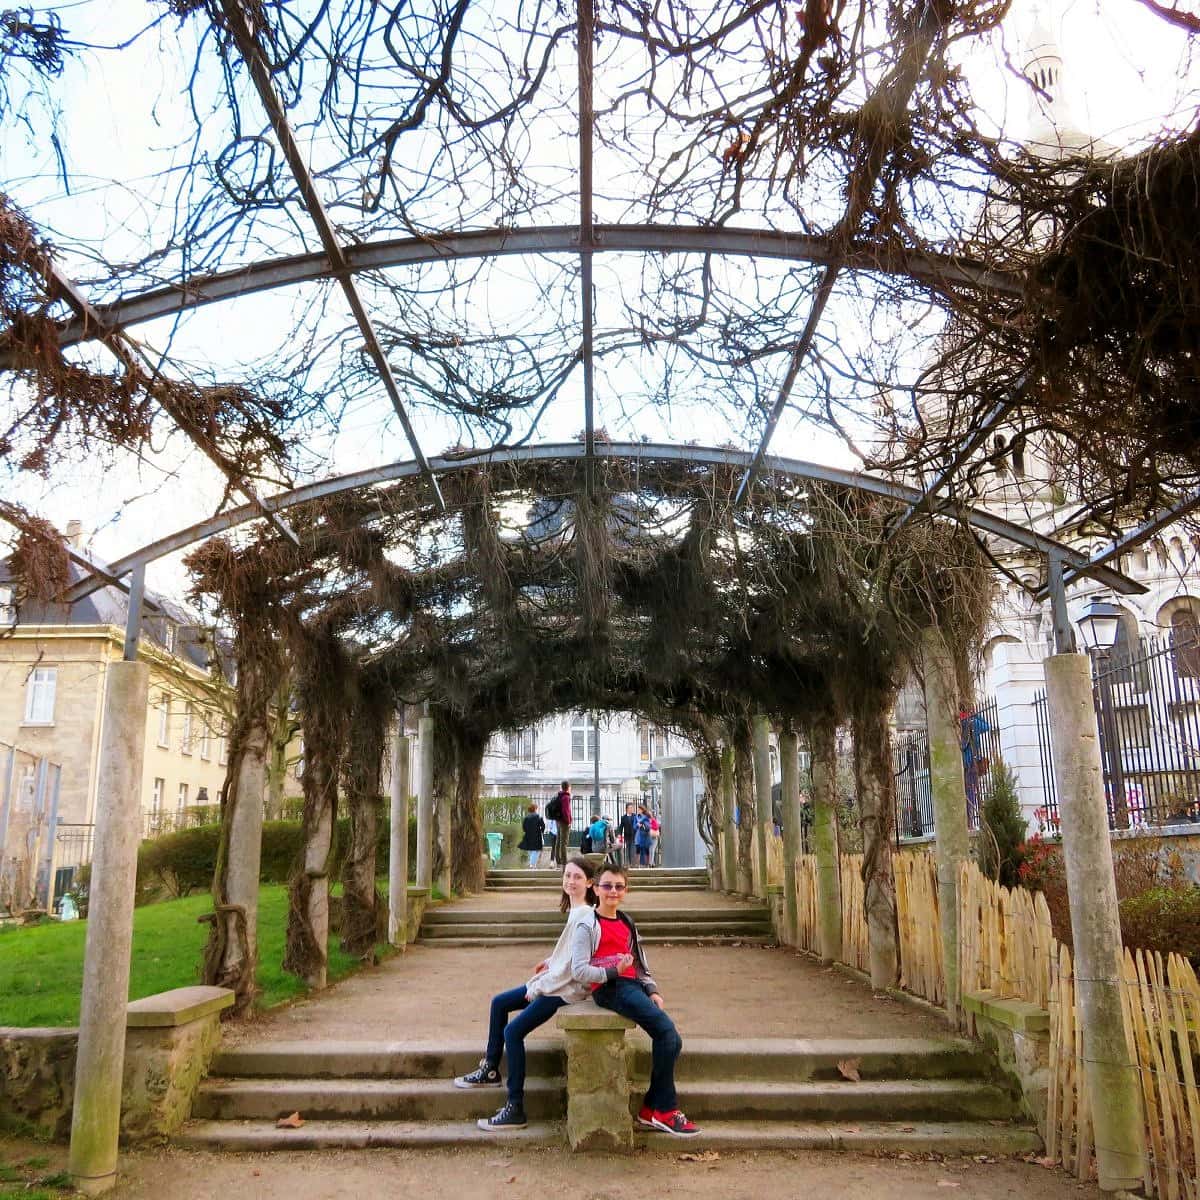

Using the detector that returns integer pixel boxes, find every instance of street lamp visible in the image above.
[1077,597,1126,828]
[645,764,660,815]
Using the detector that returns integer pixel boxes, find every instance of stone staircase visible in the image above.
[419,902,774,946]
[486,867,709,892]
[178,1036,1041,1155]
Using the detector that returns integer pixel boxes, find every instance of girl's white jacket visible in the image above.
[523,903,597,1002]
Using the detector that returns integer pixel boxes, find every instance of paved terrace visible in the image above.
[227,907,948,1048]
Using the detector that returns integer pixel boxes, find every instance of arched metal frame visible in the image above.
[27,225,1021,356]
[64,440,1142,605]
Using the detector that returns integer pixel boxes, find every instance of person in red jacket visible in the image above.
[552,780,572,866]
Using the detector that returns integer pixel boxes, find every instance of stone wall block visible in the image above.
[557,1004,634,1151]
[0,1028,78,1138]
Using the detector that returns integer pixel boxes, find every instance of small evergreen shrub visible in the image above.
[976,762,1027,889]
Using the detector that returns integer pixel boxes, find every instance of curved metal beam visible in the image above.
[21,226,1022,356]
[63,440,1140,603]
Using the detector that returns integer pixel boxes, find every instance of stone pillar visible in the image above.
[388,730,411,948]
[752,714,772,898]
[69,660,150,1196]
[922,626,971,1022]
[720,745,737,894]
[810,717,842,964]
[435,763,452,902]
[415,715,434,891]
[1045,653,1145,1192]
[856,702,899,992]
[780,727,802,946]
[556,1002,635,1151]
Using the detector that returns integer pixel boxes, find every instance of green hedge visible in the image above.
[127,813,419,902]
[1120,886,1200,964]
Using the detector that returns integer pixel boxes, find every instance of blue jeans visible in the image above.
[593,977,681,1111]
[485,985,566,1104]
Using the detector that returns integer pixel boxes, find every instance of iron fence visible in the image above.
[1034,632,1200,831]
[891,697,1002,841]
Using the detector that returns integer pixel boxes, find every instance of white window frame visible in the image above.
[570,714,597,762]
[151,777,164,815]
[181,702,194,755]
[157,693,171,748]
[177,781,188,811]
[0,584,14,625]
[218,730,229,766]
[23,666,57,725]
[164,623,176,654]
[508,728,535,763]
[199,717,211,761]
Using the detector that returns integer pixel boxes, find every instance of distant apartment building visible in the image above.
[0,524,233,910]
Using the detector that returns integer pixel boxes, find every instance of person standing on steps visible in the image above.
[550,779,573,866]
[518,802,545,869]
[618,801,637,867]
[633,804,653,868]
[569,863,700,1138]
[454,857,599,1129]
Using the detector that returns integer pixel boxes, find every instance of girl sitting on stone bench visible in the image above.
[454,856,598,1129]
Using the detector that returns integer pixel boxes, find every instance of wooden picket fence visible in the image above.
[895,851,944,1008]
[795,854,820,955]
[956,861,1055,1026]
[766,830,785,888]
[839,853,869,973]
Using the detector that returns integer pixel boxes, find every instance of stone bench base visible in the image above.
[556,1003,635,1150]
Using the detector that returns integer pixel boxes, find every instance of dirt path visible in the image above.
[226,940,948,1046]
[0,1139,1104,1200]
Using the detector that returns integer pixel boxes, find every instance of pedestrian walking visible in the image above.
[633,804,652,868]
[570,863,699,1137]
[549,780,573,866]
[454,857,598,1129]
[518,802,545,869]
[649,812,661,867]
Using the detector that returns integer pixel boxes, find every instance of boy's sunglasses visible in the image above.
[597,882,627,892]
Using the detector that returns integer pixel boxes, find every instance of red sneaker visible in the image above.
[636,1105,657,1128]
[650,1109,700,1137]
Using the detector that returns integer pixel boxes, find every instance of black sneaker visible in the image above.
[454,1059,501,1089]
[477,1100,527,1130]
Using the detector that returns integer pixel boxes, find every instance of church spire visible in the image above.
[1022,0,1079,151]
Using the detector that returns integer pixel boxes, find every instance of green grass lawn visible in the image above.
[0,885,381,1027]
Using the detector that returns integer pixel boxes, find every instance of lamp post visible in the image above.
[1078,597,1127,830]
[646,764,660,867]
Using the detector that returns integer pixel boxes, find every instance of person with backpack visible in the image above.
[586,811,612,859]
[547,780,572,865]
[518,802,545,869]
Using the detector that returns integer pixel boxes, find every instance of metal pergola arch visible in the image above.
[5,225,1021,362]
[63,440,1143,606]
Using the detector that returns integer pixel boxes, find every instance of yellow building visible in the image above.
[0,535,233,911]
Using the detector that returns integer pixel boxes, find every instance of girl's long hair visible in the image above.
[560,855,599,913]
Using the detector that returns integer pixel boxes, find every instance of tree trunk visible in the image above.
[283,630,350,989]
[807,712,843,965]
[339,679,389,956]
[451,730,487,895]
[733,717,755,894]
[202,604,282,1015]
[854,700,900,991]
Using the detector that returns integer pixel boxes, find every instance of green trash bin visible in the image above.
[485,831,504,866]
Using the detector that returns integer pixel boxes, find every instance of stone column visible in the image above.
[556,1003,635,1151]
[856,702,899,991]
[1045,653,1145,1192]
[922,626,971,1022]
[388,729,411,947]
[809,716,842,964]
[69,660,150,1196]
[720,744,737,894]
[780,727,802,946]
[435,763,452,902]
[415,715,434,891]
[752,714,772,898]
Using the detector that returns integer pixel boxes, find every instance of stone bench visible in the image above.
[122,986,235,1140]
[556,1002,636,1150]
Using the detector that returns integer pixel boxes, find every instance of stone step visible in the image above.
[419,921,771,939]
[485,881,709,891]
[417,934,777,948]
[194,1077,564,1122]
[669,1079,1018,1122]
[193,1075,1013,1125]
[487,870,707,880]
[422,907,768,924]
[176,1117,1040,1156]
[211,1037,990,1084]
